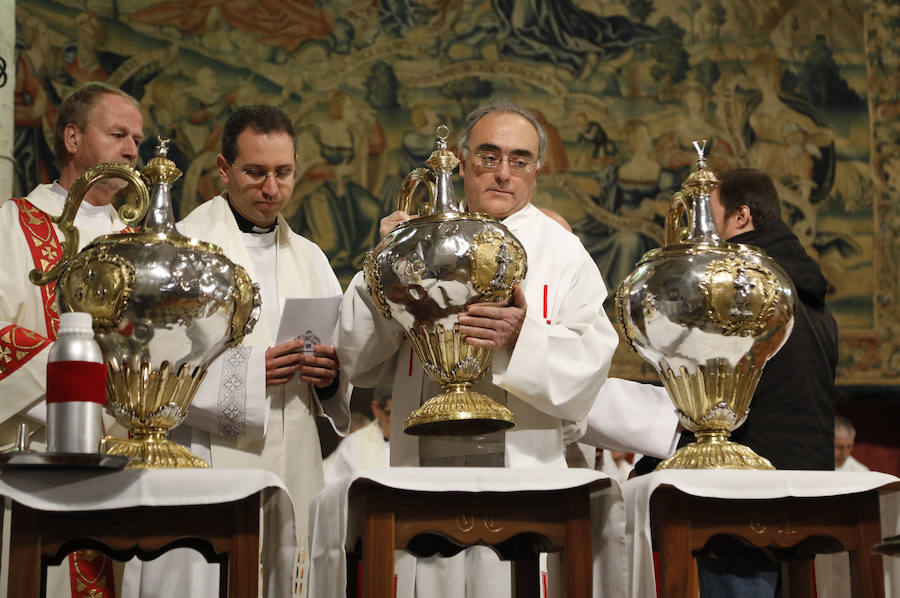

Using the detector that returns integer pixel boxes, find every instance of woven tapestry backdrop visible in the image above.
[13,0,900,385]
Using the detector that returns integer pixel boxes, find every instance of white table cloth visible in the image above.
[308,467,625,598]
[0,468,296,598]
[622,469,900,598]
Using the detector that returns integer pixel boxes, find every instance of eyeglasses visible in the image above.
[231,163,295,185]
[466,149,538,173]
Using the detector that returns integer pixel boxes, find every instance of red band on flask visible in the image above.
[46,362,107,404]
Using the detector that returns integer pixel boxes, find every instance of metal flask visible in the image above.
[46,312,105,454]
[615,141,796,470]
[364,125,527,436]
[31,139,261,469]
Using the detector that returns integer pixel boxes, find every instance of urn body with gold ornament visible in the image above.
[615,142,796,470]
[31,140,260,469]
[363,126,527,436]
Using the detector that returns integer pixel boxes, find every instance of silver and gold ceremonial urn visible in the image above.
[31,140,260,469]
[364,125,527,436]
[615,141,795,470]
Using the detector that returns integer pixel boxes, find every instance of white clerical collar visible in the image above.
[458,201,535,228]
[499,203,536,230]
[224,192,279,234]
[49,181,113,217]
[49,181,68,201]
[241,228,277,247]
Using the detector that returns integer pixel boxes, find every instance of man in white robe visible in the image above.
[124,104,351,598]
[324,389,391,484]
[0,82,144,598]
[337,99,621,597]
[341,98,619,470]
[815,415,871,598]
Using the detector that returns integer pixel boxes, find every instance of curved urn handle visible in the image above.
[397,167,437,216]
[29,162,150,286]
[664,190,691,247]
[662,140,721,248]
[395,124,460,219]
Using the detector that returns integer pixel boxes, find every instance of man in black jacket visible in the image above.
[700,167,839,596]
[636,168,839,474]
[711,168,839,471]
[633,168,839,596]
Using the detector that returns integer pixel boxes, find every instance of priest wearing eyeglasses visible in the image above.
[336,99,623,597]
[122,104,351,598]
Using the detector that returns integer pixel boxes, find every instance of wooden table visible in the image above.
[650,486,885,598]
[0,469,295,598]
[8,496,258,598]
[345,477,607,598]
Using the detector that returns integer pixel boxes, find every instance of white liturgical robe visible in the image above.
[338,203,620,468]
[0,184,125,443]
[0,184,127,598]
[123,195,351,598]
[184,195,350,593]
[337,203,620,597]
[324,418,390,484]
[582,377,680,459]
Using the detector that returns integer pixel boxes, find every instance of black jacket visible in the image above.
[726,219,839,470]
[638,218,839,472]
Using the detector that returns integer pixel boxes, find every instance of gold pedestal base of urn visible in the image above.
[656,432,774,471]
[404,385,515,436]
[101,432,210,469]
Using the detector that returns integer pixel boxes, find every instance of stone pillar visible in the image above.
[0,0,14,205]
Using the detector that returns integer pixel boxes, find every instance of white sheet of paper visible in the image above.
[276,295,342,351]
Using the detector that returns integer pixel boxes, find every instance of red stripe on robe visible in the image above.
[10,199,122,598]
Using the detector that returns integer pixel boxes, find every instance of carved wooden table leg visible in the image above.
[650,488,885,598]
[564,491,592,598]
[7,497,260,598]
[783,559,814,598]
[511,553,540,598]
[849,493,885,598]
[651,490,693,598]
[360,487,395,598]
[347,482,599,598]
[7,502,42,598]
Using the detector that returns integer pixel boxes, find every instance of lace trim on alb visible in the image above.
[218,346,251,437]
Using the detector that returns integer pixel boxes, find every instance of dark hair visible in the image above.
[53,82,140,168]
[221,104,296,164]
[458,98,547,164]
[717,168,781,227]
[372,387,392,410]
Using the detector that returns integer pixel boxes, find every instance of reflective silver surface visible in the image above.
[71,237,245,379]
[619,243,795,382]
[47,328,103,364]
[370,215,523,334]
[47,402,103,453]
[616,141,796,469]
[34,139,261,468]
[364,127,527,435]
[64,234,254,430]
[47,313,105,454]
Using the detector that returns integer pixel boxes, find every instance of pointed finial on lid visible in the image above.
[692,140,708,170]
[436,124,450,150]
[155,136,171,158]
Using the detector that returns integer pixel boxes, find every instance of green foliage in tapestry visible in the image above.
[792,35,864,109]
[626,0,655,24]
[649,17,690,85]
[365,61,400,110]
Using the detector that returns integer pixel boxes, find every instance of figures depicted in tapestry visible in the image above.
[289,89,386,283]
[13,0,891,383]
